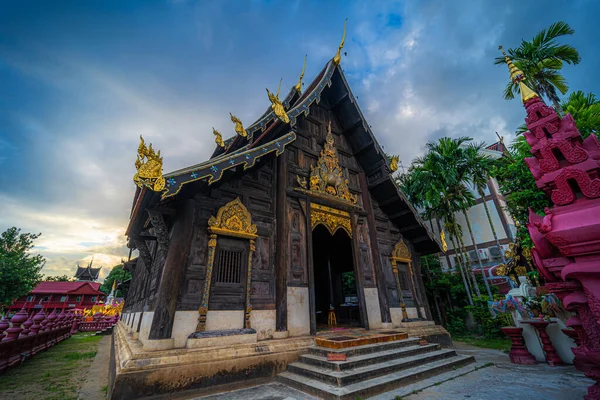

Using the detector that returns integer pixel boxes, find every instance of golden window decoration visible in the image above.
[208,198,258,240]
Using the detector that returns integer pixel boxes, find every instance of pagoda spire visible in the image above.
[498,46,538,103]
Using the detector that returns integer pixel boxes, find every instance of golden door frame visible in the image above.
[196,198,258,332]
[310,203,352,238]
[390,239,423,320]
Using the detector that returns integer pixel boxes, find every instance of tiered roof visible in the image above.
[127,24,441,254]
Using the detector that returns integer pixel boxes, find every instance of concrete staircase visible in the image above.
[277,337,474,399]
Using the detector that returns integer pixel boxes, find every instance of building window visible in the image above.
[60,296,67,302]
[214,248,244,284]
[43,296,50,302]
[26,296,35,302]
[76,296,82,302]
[91,296,97,302]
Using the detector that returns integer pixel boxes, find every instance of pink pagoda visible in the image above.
[500,47,600,399]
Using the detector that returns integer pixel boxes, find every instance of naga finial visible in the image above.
[133,135,165,192]
[230,113,248,138]
[333,18,348,65]
[266,78,290,124]
[295,54,307,93]
[389,155,400,173]
[213,128,225,148]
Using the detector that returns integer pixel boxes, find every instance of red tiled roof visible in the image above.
[31,281,104,295]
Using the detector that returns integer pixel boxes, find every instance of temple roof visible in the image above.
[75,265,101,281]
[31,281,104,295]
[127,57,442,254]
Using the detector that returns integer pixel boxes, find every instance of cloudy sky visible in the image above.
[1,0,598,280]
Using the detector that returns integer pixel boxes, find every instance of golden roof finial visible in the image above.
[266,79,290,123]
[389,155,399,173]
[111,279,117,291]
[333,18,348,65]
[295,54,307,93]
[213,128,225,148]
[229,113,248,138]
[498,45,538,103]
[133,135,165,192]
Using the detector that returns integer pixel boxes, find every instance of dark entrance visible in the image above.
[312,225,361,328]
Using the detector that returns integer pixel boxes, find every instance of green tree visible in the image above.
[0,227,45,308]
[99,264,131,297]
[44,275,76,282]
[400,137,495,302]
[494,21,581,114]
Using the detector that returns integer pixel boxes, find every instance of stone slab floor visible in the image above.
[192,343,593,400]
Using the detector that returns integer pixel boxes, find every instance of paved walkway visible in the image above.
[192,343,592,400]
[78,335,111,400]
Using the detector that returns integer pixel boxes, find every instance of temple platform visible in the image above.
[108,322,452,399]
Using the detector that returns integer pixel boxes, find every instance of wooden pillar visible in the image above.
[148,200,195,340]
[350,213,369,329]
[358,172,392,323]
[306,199,317,335]
[413,253,433,320]
[275,155,288,331]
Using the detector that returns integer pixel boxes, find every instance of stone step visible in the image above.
[288,348,458,386]
[308,337,421,358]
[277,354,475,400]
[300,343,441,371]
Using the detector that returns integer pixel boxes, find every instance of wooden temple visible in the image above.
[112,24,450,399]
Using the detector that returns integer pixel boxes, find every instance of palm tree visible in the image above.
[494,21,581,114]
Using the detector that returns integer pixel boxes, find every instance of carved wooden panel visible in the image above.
[251,235,275,307]
[356,220,375,287]
[288,200,307,285]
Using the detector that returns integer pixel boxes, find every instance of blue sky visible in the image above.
[1,0,598,279]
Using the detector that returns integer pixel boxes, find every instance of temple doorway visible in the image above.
[312,224,361,329]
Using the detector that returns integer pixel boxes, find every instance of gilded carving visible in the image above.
[208,198,258,239]
[440,229,448,252]
[333,19,347,65]
[389,155,399,173]
[230,113,248,139]
[296,121,358,205]
[213,128,225,148]
[392,239,412,261]
[310,203,352,238]
[294,54,307,94]
[266,78,290,124]
[134,135,165,192]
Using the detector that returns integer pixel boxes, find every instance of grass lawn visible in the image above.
[454,335,511,352]
[0,333,103,400]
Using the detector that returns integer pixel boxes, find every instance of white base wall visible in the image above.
[172,311,200,348]
[206,310,244,331]
[287,287,310,337]
[364,288,382,329]
[138,311,154,345]
[251,309,276,340]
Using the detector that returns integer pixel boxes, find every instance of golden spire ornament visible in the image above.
[333,18,348,65]
[266,78,290,123]
[295,54,307,93]
[229,113,248,138]
[213,128,225,148]
[133,135,165,192]
[498,45,538,103]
